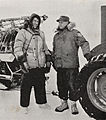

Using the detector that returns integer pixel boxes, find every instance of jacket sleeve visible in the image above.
[14,29,26,59]
[52,36,57,61]
[52,36,56,55]
[74,30,90,55]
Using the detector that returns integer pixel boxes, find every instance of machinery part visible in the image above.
[90,43,106,57]
[0,14,48,31]
[0,59,24,90]
[0,79,12,88]
[79,61,106,119]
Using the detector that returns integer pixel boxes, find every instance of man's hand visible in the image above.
[84,53,92,61]
[17,54,29,73]
[17,53,27,63]
[46,54,52,62]
[46,62,51,67]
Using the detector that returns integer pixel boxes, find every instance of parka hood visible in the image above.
[56,22,76,32]
[29,13,41,30]
[67,22,76,31]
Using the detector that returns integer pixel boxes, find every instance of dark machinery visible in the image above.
[77,6,106,120]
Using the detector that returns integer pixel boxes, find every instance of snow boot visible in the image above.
[71,102,79,115]
[55,100,69,112]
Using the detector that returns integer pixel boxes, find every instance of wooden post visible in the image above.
[101,6,106,43]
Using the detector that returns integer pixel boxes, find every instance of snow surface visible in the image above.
[0,68,95,120]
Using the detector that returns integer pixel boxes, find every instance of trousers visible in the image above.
[20,68,47,107]
[57,68,79,101]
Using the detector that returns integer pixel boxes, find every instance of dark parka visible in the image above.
[53,28,90,68]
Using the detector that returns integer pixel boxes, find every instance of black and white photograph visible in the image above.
[0,0,106,120]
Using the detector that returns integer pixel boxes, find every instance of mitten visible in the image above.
[17,53,27,63]
[84,53,92,61]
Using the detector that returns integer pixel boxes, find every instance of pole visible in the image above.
[101,6,106,43]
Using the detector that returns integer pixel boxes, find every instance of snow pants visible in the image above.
[20,68,47,107]
[57,68,79,101]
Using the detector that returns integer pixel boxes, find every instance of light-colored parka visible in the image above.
[14,28,49,69]
[53,23,90,68]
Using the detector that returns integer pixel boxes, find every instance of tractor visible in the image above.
[77,6,106,120]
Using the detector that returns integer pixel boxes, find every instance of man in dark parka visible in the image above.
[53,16,91,114]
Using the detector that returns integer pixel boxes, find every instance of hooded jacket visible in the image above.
[14,28,49,69]
[53,23,90,68]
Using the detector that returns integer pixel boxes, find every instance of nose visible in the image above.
[34,21,38,25]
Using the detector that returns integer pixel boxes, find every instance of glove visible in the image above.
[84,53,92,61]
[45,54,52,62]
[18,53,27,63]
[46,62,51,67]
[17,54,29,73]
[44,62,51,73]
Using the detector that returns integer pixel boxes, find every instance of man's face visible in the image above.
[32,17,39,29]
[58,21,69,29]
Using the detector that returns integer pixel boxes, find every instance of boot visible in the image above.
[55,99,69,112]
[71,102,79,115]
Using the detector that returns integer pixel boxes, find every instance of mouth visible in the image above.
[33,24,38,28]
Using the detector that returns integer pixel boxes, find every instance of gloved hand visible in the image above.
[44,62,51,73]
[45,54,52,62]
[84,53,92,61]
[46,62,51,67]
[17,53,27,63]
[17,54,29,73]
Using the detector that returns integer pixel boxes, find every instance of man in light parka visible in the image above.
[14,13,51,113]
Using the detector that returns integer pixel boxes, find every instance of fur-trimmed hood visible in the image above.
[55,22,76,32]
[67,22,76,31]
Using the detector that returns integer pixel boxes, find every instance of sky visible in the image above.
[0,0,106,67]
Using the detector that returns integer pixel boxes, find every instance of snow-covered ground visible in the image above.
[0,90,95,120]
[0,68,95,120]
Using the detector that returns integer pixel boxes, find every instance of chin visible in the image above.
[33,27,37,29]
